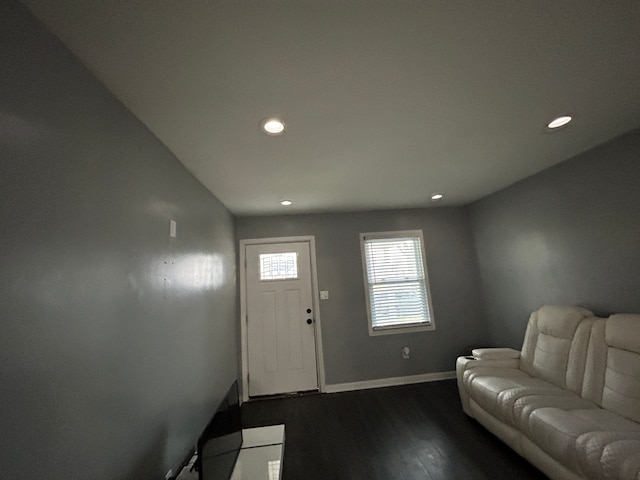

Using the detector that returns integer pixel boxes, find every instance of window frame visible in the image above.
[359,229,436,336]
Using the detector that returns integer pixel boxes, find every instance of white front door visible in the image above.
[245,241,318,396]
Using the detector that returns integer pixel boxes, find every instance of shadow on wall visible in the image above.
[119,424,168,480]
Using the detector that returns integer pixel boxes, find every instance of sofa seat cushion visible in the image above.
[462,366,528,397]
[576,431,640,480]
[514,394,597,430]
[527,408,640,477]
[463,365,527,384]
[571,409,640,432]
[466,373,576,426]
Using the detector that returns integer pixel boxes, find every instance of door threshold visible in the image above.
[247,389,320,401]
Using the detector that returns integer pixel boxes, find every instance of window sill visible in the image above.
[368,323,435,336]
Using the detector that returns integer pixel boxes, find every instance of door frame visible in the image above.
[239,236,326,401]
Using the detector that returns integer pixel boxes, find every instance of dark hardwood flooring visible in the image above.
[241,379,548,480]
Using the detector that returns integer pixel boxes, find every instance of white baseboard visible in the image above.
[323,370,456,394]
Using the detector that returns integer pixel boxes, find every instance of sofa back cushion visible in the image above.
[601,314,640,423]
[520,305,593,392]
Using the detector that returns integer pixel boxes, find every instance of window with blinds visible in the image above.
[360,230,435,335]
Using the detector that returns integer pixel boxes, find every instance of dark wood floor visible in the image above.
[241,379,548,480]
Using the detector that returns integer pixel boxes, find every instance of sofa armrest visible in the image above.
[471,347,520,361]
[456,356,520,378]
[455,353,522,417]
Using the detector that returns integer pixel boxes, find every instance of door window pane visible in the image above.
[259,252,298,280]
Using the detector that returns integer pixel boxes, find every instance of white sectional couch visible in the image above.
[456,306,640,480]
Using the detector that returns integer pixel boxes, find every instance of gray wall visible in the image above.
[236,208,486,385]
[469,128,640,347]
[1,2,237,479]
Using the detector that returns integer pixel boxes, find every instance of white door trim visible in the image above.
[239,236,326,401]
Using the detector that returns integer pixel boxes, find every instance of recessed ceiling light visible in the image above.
[261,117,286,135]
[430,193,444,201]
[280,199,292,206]
[547,115,572,130]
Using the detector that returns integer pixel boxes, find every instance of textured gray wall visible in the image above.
[1,2,237,479]
[469,128,640,348]
[236,208,486,385]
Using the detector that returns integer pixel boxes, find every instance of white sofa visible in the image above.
[456,305,640,480]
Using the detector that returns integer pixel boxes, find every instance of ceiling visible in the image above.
[21,0,640,216]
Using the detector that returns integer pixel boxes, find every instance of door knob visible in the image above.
[306,318,313,325]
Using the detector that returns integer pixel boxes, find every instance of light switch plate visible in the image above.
[169,219,177,238]
[320,290,329,300]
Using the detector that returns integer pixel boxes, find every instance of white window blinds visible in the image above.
[362,233,433,330]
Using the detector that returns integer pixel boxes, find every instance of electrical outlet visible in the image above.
[402,346,410,359]
[164,468,174,480]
